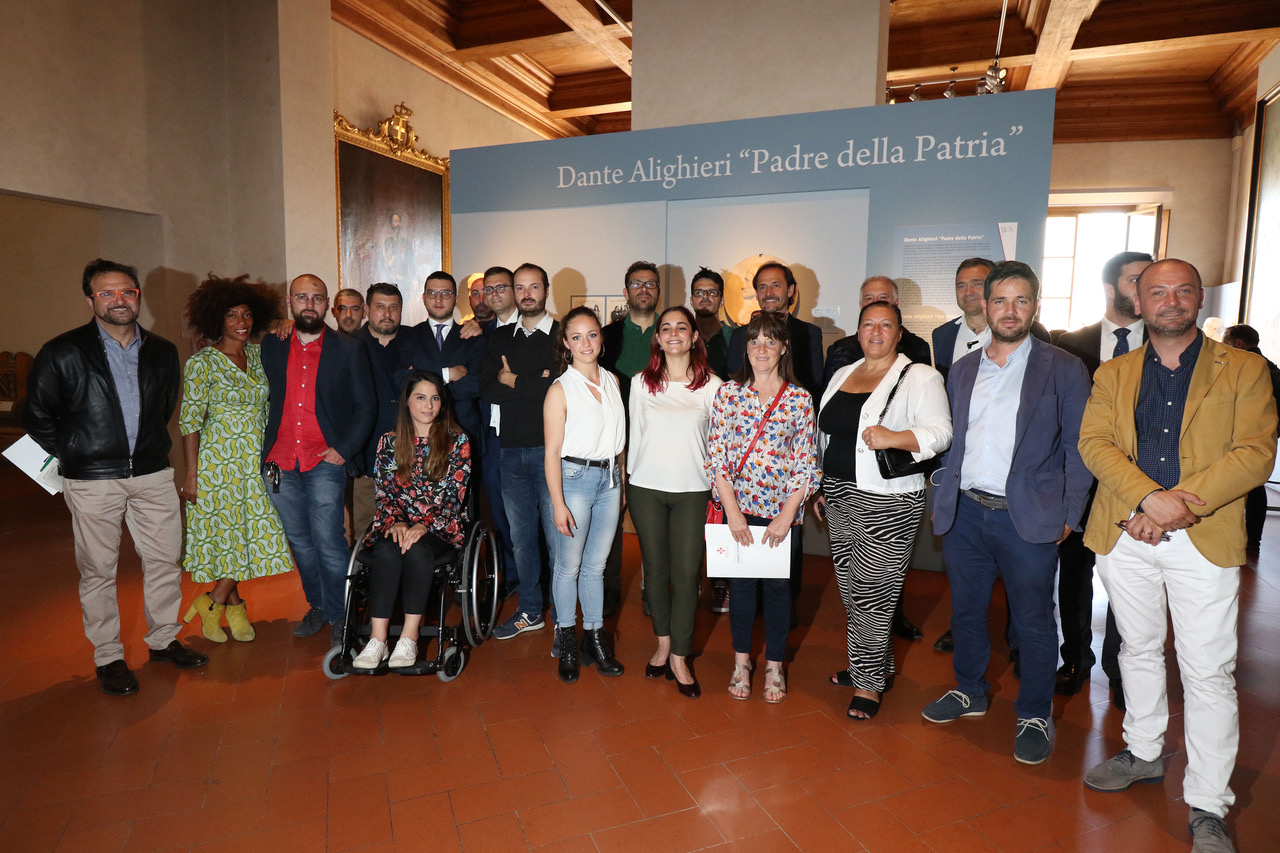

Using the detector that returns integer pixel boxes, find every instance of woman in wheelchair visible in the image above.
[352,370,471,670]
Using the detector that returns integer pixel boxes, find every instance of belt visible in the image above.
[962,489,1009,511]
[563,455,613,469]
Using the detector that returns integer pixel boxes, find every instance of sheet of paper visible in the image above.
[705,524,792,578]
[2,434,63,494]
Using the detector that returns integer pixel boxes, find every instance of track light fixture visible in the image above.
[908,84,921,102]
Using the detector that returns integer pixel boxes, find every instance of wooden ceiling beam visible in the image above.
[1074,0,1280,50]
[1210,39,1280,128]
[535,0,633,76]
[547,68,632,117]
[1069,27,1280,62]
[450,25,630,63]
[1024,0,1101,90]
[890,19,1038,71]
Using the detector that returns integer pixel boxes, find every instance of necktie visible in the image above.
[435,323,445,350]
[1113,327,1130,359]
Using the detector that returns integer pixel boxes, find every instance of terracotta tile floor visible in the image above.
[2,463,1279,852]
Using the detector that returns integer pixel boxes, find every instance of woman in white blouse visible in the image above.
[816,301,952,721]
[629,306,723,699]
[543,306,628,684]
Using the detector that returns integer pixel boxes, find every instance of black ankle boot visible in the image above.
[582,628,624,677]
[556,627,580,684]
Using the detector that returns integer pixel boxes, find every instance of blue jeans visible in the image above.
[543,459,621,631]
[728,514,798,662]
[943,494,1059,719]
[500,446,552,616]
[480,427,517,588]
[267,461,349,625]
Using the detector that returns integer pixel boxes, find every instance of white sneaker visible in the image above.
[388,637,419,668]
[352,637,388,670]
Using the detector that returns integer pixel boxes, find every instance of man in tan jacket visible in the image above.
[1078,259,1276,853]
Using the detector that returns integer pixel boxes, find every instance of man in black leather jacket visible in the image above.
[24,258,208,696]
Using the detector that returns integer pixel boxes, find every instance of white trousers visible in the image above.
[1096,528,1239,817]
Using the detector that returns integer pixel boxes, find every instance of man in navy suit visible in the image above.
[1053,251,1151,707]
[262,274,375,644]
[475,266,520,593]
[727,262,825,400]
[395,271,487,442]
[923,261,1092,766]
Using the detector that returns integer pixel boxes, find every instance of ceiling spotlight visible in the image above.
[908,84,921,102]
[983,59,1007,94]
[943,81,956,99]
[886,87,895,105]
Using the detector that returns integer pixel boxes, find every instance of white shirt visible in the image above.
[557,367,625,461]
[489,310,527,433]
[960,335,1033,496]
[952,317,990,366]
[1099,317,1144,365]
[628,375,724,492]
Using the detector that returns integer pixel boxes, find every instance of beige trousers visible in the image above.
[62,468,184,665]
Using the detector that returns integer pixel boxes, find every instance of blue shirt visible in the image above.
[97,320,141,454]
[1135,332,1203,490]
[960,335,1033,496]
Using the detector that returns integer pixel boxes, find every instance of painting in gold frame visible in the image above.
[335,103,449,328]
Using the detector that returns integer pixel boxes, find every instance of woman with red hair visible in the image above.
[628,306,723,697]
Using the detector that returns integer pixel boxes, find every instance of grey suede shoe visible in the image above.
[1083,749,1164,792]
[1188,808,1234,853]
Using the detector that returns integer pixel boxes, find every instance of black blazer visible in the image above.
[1056,321,1147,379]
[261,327,375,476]
[727,314,826,400]
[394,319,487,442]
[932,317,1052,384]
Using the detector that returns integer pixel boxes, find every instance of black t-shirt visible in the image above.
[819,391,871,482]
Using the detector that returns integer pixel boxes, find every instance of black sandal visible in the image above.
[829,670,854,687]
[847,694,882,720]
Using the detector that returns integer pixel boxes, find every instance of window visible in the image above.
[1041,206,1165,331]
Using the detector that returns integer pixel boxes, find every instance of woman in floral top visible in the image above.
[352,370,470,670]
[707,312,820,703]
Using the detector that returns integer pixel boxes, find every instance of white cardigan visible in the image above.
[818,353,953,494]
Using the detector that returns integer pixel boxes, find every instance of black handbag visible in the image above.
[873,364,938,480]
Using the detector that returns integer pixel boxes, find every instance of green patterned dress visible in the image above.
[179,345,293,582]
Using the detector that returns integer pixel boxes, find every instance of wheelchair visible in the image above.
[322,513,500,680]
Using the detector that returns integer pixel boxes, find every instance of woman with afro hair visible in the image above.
[178,275,293,643]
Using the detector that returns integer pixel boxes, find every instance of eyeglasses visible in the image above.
[95,289,140,301]
[483,284,510,295]
[691,288,720,299]
[291,293,327,305]
[424,289,455,299]
[627,280,659,291]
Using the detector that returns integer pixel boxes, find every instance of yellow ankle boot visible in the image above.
[224,602,256,642]
[182,593,227,643]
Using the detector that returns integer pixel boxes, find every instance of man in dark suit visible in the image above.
[262,274,375,644]
[395,270,487,442]
[474,266,520,592]
[1222,323,1280,556]
[924,261,1092,766]
[1053,251,1151,707]
[824,276,931,386]
[350,282,404,537]
[728,262,825,400]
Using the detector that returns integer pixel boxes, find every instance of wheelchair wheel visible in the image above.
[437,645,467,682]
[322,645,349,680]
[460,525,500,647]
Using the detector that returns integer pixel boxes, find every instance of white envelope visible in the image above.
[2,434,63,495]
[704,523,792,578]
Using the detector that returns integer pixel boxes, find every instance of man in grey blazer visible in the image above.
[923,261,1092,766]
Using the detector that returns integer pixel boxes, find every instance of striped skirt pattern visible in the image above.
[824,478,926,691]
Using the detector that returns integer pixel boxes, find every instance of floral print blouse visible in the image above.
[366,431,471,548]
[706,381,821,523]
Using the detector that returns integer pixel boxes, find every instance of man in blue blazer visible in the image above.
[394,271,488,442]
[924,261,1092,766]
[933,258,1051,384]
[262,274,375,644]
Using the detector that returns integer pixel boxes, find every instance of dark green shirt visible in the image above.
[615,315,656,378]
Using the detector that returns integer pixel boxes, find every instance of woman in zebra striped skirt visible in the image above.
[816,301,952,720]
